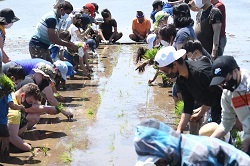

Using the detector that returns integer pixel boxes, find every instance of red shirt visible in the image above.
[214,0,226,36]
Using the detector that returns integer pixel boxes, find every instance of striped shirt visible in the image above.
[31,10,60,48]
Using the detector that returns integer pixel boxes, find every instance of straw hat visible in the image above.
[199,122,219,136]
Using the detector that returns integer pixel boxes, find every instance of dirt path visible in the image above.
[3,44,176,166]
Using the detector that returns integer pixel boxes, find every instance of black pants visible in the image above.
[211,104,222,124]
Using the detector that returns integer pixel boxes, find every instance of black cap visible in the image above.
[91,3,99,14]
[210,56,239,86]
[152,0,163,10]
[0,8,19,24]
[173,3,191,17]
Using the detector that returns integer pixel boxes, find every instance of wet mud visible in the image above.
[2,44,176,166]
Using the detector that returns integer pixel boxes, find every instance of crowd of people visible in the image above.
[0,0,127,160]
[133,0,250,165]
[0,0,249,165]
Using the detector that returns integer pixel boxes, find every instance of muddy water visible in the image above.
[3,44,175,166]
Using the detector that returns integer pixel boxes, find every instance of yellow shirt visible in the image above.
[8,94,21,125]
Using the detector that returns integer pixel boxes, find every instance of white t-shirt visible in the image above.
[67,24,81,42]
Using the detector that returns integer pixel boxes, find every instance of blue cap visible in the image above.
[86,39,96,52]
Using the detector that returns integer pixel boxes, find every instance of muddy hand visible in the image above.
[61,110,73,122]
[148,79,154,84]
[190,112,202,122]
[135,65,145,73]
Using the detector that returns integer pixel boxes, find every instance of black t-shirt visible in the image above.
[195,6,222,54]
[176,60,222,114]
[99,19,117,40]
[16,75,50,92]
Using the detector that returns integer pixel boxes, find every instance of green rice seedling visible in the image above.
[109,134,115,151]
[0,74,15,98]
[143,48,158,61]
[60,152,72,163]
[40,146,50,156]
[60,142,74,163]
[231,129,242,149]
[174,101,184,117]
[87,108,94,115]
[117,110,124,118]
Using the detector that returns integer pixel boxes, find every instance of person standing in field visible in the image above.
[0,8,20,63]
[211,0,227,57]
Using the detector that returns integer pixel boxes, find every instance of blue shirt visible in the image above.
[173,25,197,48]
[0,94,13,124]
[13,58,52,76]
[150,3,173,23]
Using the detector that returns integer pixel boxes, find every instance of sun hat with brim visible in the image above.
[33,63,56,82]
[135,155,160,166]
[33,68,52,80]
[154,11,165,25]
[95,15,104,23]
[199,122,219,137]
[154,46,186,68]
[199,122,231,143]
[146,34,157,49]
[0,8,20,24]
[54,61,68,81]
[210,56,239,87]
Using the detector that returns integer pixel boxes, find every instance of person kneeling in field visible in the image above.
[53,30,93,79]
[8,83,61,152]
[13,63,73,128]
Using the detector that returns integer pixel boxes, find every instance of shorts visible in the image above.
[29,45,52,63]
[0,124,10,137]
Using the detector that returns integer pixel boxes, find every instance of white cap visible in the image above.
[54,61,68,80]
[135,155,159,166]
[95,14,104,23]
[154,46,186,67]
[146,34,157,49]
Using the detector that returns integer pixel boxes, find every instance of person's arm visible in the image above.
[0,36,10,63]
[109,27,117,42]
[190,105,210,122]
[176,80,195,133]
[211,23,221,59]
[132,29,143,39]
[177,113,191,133]
[48,28,78,52]
[25,103,58,114]
[168,0,184,6]
[42,84,58,106]
[135,60,150,73]
[8,124,32,151]
[8,101,25,112]
[148,69,160,84]
[146,20,151,37]
[211,92,236,138]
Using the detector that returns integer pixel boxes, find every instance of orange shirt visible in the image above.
[132,18,151,37]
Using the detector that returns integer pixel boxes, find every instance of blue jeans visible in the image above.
[218,35,227,57]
